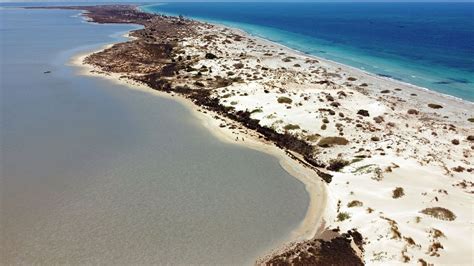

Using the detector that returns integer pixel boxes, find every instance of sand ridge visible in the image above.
[59,5,474,265]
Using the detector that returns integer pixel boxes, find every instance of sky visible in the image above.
[1,0,474,3]
[2,0,474,2]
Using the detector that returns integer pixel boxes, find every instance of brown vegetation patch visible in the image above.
[428,103,443,109]
[357,109,370,117]
[318,136,349,147]
[420,207,456,221]
[392,187,405,199]
[260,230,364,265]
[337,212,351,221]
[284,124,300,131]
[407,109,419,115]
[327,159,350,172]
[277,96,293,104]
[429,228,445,239]
[347,200,363,208]
[205,52,217,59]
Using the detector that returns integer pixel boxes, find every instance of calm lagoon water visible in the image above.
[142,2,474,101]
[0,8,309,264]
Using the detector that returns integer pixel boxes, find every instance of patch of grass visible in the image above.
[277,96,293,104]
[337,212,351,221]
[250,108,263,114]
[353,164,376,173]
[230,101,238,105]
[428,242,444,256]
[428,103,443,109]
[420,207,456,221]
[347,200,363,208]
[350,158,364,164]
[283,124,300,130]
[404,237,416,246]
[407,109,419,115]
[317,136,349,147]
[392,187,405,199]
[468,118,474,123]
[305,134,321,142]
[327,158,350,172]
[233,62,244,69]
[430,228,445,239]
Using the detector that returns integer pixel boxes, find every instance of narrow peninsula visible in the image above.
[31,5,473,265]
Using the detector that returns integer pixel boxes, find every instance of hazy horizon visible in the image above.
[2,0,474,3]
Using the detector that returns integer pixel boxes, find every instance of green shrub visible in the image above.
[283,124,300,130]
[277,97,293,104]
[337,212,351,221]
[250,108,263,114]
[318,136,349,147]
[428,103,443,109]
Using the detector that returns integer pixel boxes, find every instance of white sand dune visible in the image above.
[72,18,473,265]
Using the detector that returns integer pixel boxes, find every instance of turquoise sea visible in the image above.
[141,2,474,101]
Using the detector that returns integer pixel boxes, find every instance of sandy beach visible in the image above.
[70,49,328,251]
[64,5,473,265]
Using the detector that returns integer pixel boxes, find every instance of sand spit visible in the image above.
[36,5,473,265]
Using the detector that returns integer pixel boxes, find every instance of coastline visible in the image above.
[212,22,474,111]
[139,5,474,105]
[69,47,328,256]
[54,5,473,265]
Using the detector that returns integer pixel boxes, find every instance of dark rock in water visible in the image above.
[449,77,470,84]
[434,81,451,85]
[357,109,370,117]
[205,53,217,59]
[377,73,392,78]
[43,70,51,74]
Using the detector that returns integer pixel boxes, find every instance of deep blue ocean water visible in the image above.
[142,2,474,101]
